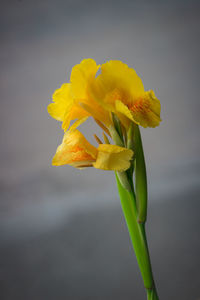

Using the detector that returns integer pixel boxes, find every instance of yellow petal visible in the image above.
[53,148,95,167]
[115,100,136,123]
[129,90,161,128]
[100,60,144,97]
[80,102,111,127]
[62,104,89,131]
[52,130,97,167]
[90,60,144,110]
[93,144,133,171]
[69,59,113,128]
[70,59,99,99]
[47,83,73,122]
[48,60,99,131]
[115,112,131,130]
[63,130,97,158]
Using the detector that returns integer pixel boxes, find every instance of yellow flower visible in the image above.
[48,59,161,172]
[93,144,133,171]
[48,59,161,131]
[47,59,112,132]
[90,60,161,128]
[47,82,89,131]
[52,130,133,171]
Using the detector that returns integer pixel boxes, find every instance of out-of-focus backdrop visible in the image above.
[1,0,200,299]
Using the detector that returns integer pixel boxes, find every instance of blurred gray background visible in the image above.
[1,0,200,299]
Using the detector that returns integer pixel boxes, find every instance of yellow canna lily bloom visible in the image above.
[89,60,161,128]
[52,130,133,171]
[48,59,161,131]
[48,59,112,132]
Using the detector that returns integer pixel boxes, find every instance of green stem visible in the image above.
[115,173,159,299]
[141,224,159,300]
[133,124,148,223]
[147,288,159,300]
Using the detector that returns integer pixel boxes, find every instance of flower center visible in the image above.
[69,146,95,162]
[128,99,150,113]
